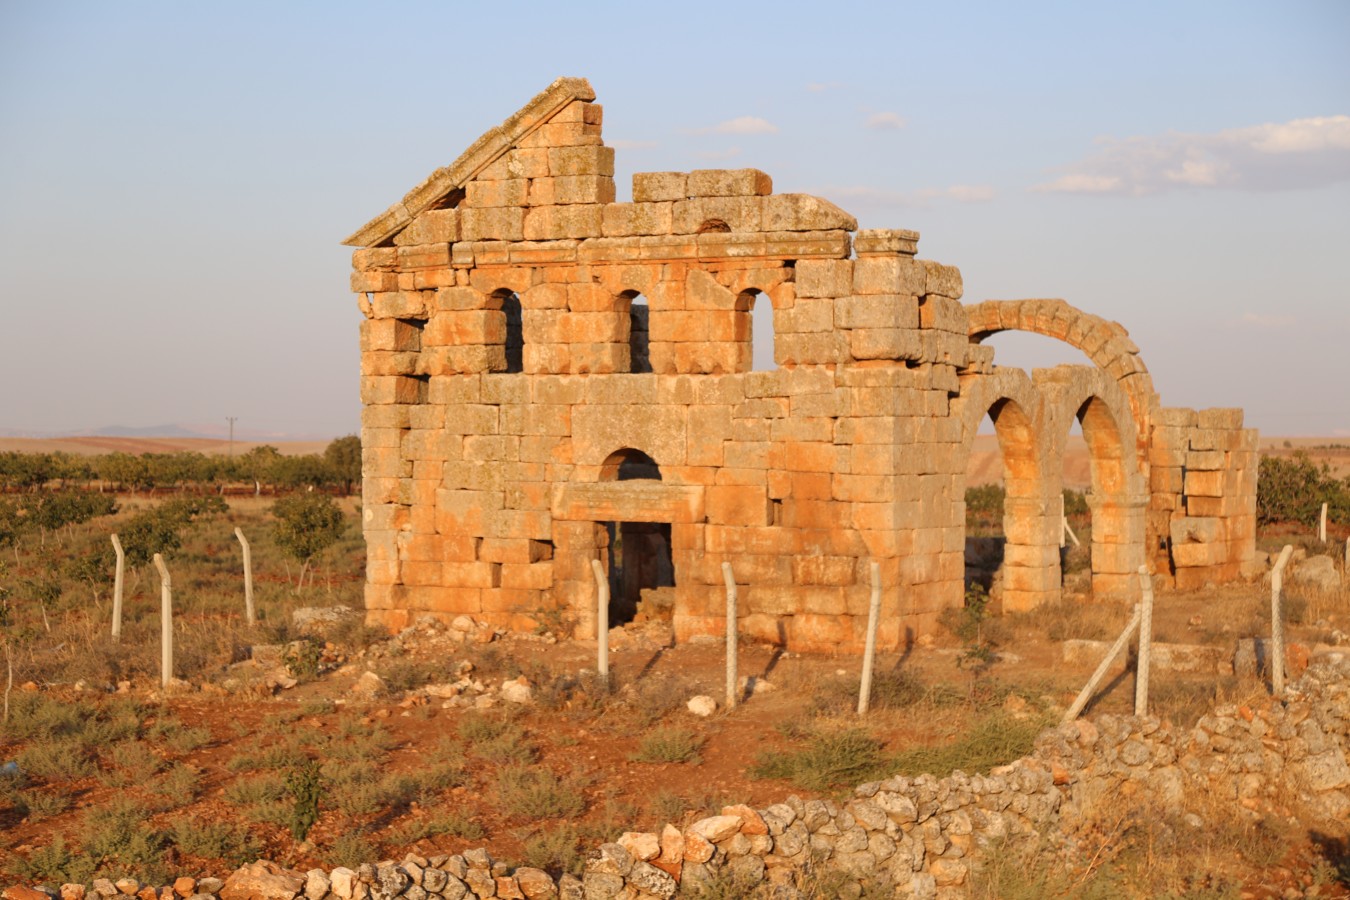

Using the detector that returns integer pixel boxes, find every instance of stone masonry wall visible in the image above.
[344,76,1258,649]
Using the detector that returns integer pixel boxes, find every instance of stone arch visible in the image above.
[966,299,1158,441]
[952,367,1060,612]
[1035,365,1149,600]
[600,447,661,481]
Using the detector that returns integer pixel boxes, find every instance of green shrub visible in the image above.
[169,817,261,866]
[461,714,538,764]
[631,726,703,764]
[324,831,377,868]
[79,799,166,882]
[19,738,96,780]
[753,728,890,791]
[2,835,96,886]
[1257,452,1350,526]
[891,710,1048,777]
[517,823,584,876]
[495,766,586,820]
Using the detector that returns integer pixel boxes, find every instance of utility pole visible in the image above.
[226,416,238,458]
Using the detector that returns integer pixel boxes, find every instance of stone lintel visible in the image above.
[552,482,704,524]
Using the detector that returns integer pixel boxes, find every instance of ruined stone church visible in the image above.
[343,77,1257,652]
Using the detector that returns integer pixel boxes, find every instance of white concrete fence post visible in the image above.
[1320,502,1328,544]
[1270,544,1294,696]
[234,527,255,626]
[722,562,738,710]
[1134,566,1154,717]
[1063,517,1081,549]
[590,558,609,684]
[152,553,173,688]
[110,534,125,643]
[1063,604,1142,724]
[858,562,882,715]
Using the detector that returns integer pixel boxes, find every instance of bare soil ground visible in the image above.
[4,575,1349,894]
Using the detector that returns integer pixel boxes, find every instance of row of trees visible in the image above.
[1256,452,1350,526]
[0,436,361,495]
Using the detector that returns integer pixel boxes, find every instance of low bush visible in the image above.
[168,817,261,866]
[495,766,586,820]
[631,726,703,764]
[752,728,890,792]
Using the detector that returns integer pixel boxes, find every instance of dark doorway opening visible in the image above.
[602,520,674,626]
[597,448,673,626]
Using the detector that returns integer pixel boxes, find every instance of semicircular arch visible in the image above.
[966,298,1158,436]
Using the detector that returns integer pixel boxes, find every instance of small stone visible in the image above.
[682,832,715,863]
[194,883,223,896]
[173,880,196,900]
[511,867,556,900]
[350,671,385,700]
[721,804,767,835]
[220,862,305,900]
[91,882,117,899]
[303,871,329,900]
[62,886,88,900]
[617,831,660,861]
[499,676,534,704]
[686,695,717,717]
[4,889,52,900]
[115,881,140,897]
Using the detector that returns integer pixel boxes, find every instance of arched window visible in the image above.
[499,291,523,374]
[738,289,776,372]
[628,294,651,374]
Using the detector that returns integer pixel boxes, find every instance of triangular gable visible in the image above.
[343,76,595,248]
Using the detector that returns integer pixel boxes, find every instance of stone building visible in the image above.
[343,77,1257,652]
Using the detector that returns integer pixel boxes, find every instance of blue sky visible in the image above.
[1,0,1347,438]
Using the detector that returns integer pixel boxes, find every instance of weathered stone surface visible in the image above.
[219,862,305,900]
[342,78,1253,658]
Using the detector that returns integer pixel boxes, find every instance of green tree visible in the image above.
[324,435,362,496]
[271,493,346,590]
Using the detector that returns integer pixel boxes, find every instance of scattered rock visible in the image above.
[686,695,717,717]
[1291,555,1340,592]
[292,606,357,636]
[350,671,385,700]
[219,862,304,900]
[499,676,534,704]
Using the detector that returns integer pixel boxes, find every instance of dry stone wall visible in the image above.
[343,76,1258,648]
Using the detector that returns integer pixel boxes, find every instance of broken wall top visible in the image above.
[342,76,887,261]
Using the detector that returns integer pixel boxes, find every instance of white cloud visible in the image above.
[944,184,996,203]
[1035,115,1350,195]
[817,183,995,207]
[609,139,658,150]
[865,112,906,130]
[807,81,844,93]
[1235,312,1297,328]
[696,146,743,161]
[688,116,779,136]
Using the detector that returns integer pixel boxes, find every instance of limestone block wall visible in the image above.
[1148,407,1259,589]
[344,76,1259,650]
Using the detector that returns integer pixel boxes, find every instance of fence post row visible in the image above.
[858,562,882,715]
[1063,604,1142,724]
[234,527,255,626]
[152,553,173,688]
[1270,544,1294,696]
[590,558,609,684]
[1134,566,1154,717]
[722,562,738,710]
[110,534,125,642]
